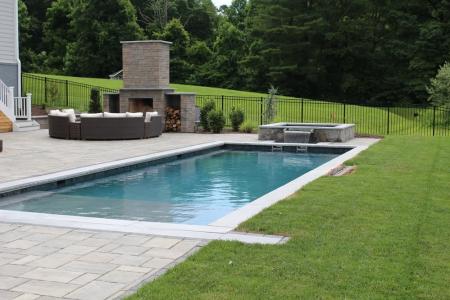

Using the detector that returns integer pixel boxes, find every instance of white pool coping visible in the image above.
[0,141,373,244]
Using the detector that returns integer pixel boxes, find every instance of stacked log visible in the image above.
[165,106,181,132]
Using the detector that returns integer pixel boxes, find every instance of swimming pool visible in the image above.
[0,149,338,225]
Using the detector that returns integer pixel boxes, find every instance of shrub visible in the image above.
[427,62,450,123]
[89,88,102,113]
[263,85,278,123]
[200,100,215,131]
[207,110,226,133]
[229,107,245,131]
[427,62,450,108]
[240,120,257,133]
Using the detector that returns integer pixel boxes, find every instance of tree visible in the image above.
[155,19,192,82]
[43,0,75,73]
[22,0,54,54]
[169,0,218,41]
[244,0,450,104]
[18,0,33,71]
[65,0,144,77]
[203,20,246,88]
[220,0,248,31]
[135,0,169,35]
[427,62,450,110]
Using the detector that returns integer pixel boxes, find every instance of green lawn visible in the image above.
[128,137,450,299]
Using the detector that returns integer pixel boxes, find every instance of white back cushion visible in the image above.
[62,109,76,122]
[80,113,103,118]
[145,111,159,122]
[126,112,144,118]
[62,109,75,115]
[49,110,60,115]
[104,112,127,118]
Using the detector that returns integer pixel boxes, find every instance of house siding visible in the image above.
[0,0,19,96]
[0,0,17,64]
[0,62,19,96]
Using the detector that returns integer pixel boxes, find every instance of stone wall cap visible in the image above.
[120,40,172,45]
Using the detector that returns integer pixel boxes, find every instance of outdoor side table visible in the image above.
[69,122,81,140]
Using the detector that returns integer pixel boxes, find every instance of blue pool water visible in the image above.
[1,150,337,225]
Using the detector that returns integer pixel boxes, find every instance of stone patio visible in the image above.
[0,223,205,300]
[0,130,259,183]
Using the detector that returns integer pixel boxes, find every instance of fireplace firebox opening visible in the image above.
[128,98,154,113]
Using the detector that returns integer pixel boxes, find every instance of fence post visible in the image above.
[66,80,69,106]
[44,77,48,105]
[221,95,224,111]
[301,99,304,122]
[260,97,263,125]
[21,73,24,97]
[387,106,390,135]
[432,106,436,136]
[343,103,346,123]
[26,93,32,121]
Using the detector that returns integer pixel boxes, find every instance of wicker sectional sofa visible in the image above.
[48,113,163,140]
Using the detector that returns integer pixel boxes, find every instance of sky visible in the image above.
[212,0,232,7]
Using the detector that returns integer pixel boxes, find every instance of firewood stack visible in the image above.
[165,106,181,132]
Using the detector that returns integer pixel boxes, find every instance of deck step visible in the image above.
[0,111,12,133]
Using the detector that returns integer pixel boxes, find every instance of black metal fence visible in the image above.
[197,95,450,136]
[22,73,118,112]
[22,74,449,136]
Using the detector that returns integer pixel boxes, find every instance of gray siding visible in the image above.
[0,62,19,96]
[0,0,18,64]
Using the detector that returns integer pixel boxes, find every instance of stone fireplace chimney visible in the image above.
[103,40,197,133]
[122,40,171,89]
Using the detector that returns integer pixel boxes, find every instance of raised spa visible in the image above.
[259,123,355,143]
[0,148,340,225]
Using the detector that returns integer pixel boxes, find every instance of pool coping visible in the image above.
[0,141,372,243]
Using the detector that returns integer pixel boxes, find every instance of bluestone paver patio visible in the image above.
[0,223,205,299]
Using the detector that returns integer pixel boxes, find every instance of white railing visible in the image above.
[14,93,32,121]
[0,79,15,122]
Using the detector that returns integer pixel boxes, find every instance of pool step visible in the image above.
[296,146,308,153]
[272,145,283,152]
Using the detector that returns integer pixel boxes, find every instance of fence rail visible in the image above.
[196,95,450,136]
[22,73,118,112]
[22,74,449,136]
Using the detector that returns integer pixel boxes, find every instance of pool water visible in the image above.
[0,150,337,225]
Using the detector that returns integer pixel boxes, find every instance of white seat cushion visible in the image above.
[104,112,127,118]
[80,113,103,118]
[126,112,144,118]
[145,111,159,122]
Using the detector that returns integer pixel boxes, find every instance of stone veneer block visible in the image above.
[180,94,196,133]
[122,40,172,89]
